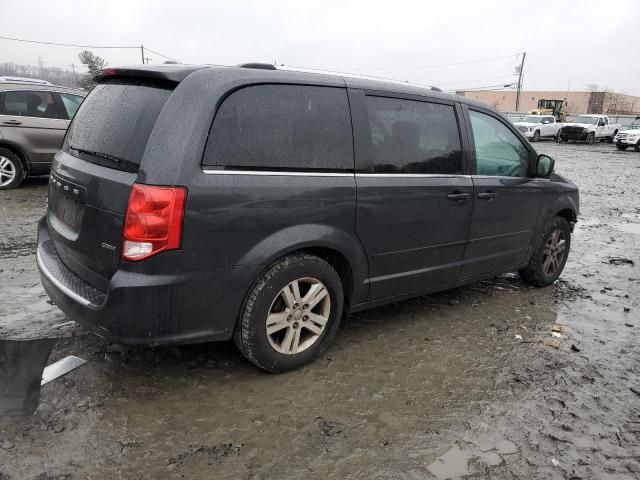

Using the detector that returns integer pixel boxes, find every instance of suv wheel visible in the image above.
[616,144,629,151]
[519,216,571,287]
[635,140,640,152]
[586,132,595,145]
[234,253,344,373]
[0,148,25,190]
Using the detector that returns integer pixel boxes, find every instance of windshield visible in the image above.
[64,78,173,172]
[570,116,598,125]
[521,116,544,123]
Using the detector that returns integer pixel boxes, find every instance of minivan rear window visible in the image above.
[64,79,172,172]
[203,84,353,172]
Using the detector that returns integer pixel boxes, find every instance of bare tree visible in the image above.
[603,90,630,114]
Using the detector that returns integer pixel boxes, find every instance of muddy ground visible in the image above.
[1,142,639,479]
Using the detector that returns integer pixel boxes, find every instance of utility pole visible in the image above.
[140,44,145,64]
[68,64,76,74]
[515,51,526,112]
[37,55,44,73]
[144,56,152,64]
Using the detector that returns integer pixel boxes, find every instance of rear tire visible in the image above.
[234,253,344,373]
[531,130,540,142]
[586,132,595,145]
[0,148,25,190]
[519,216,571,287]
[616,144,628,151]
[607,130,617,143]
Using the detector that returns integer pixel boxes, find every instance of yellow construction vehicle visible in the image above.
[531,99,567,122]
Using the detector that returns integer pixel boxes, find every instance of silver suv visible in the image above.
[0,81,85,189]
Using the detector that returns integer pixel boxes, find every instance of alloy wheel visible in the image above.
[0,156,17,187]
[542,229,567,277]
[266,277,331,355]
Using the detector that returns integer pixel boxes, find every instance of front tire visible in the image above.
[0,148,25,190]
[635,141,640,153]
[519,216,571,287]
[234,253,344,373]
[616,144,629,151]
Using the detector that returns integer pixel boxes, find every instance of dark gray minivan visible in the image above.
[37,64,579,372]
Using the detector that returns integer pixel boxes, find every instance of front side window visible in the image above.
[469,110,529,177]
[366,96,462,174]
[1,91,62,119]
[204,85,353,171]
[59,93,84,119]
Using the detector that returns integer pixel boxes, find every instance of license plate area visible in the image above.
[48,173,86,234]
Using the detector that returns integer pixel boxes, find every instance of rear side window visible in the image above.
[365,96,462,174]
[203,85,353,171]
[2,90,63,119]
[64,79,172,172]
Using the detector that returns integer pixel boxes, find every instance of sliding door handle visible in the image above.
[447,192,470,201]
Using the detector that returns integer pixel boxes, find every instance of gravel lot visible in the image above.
[1,141,639,479]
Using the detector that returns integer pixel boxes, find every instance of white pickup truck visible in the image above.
[514,115,562,142]
[559,114,621,144]
[613,119,640,152]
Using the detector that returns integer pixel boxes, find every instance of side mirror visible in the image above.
[598,120,605,126]
[536,154,554,177]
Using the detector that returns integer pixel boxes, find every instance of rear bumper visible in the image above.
[37,217,253,346]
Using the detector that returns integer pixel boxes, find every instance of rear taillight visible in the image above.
[121,184,187,262]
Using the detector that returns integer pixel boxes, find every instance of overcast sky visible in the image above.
[2,0,639,95]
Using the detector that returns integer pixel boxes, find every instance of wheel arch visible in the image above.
[236,224,369,308]
[0,141,30,174]
[528,194,578,254]
[556,207,578,225]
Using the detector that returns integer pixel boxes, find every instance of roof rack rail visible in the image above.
[276,65,443,93]
[237,62,277,70]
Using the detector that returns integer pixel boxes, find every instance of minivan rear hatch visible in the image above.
[47,76,174,290]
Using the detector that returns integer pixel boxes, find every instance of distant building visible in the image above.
[455,90,640,115]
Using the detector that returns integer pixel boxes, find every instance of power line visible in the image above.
[435,74,518,87]
[445,83,516,93]
[335,53,523,72]
[0,35,137,49]
[0,35,180,64]
[143,47,179,63]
